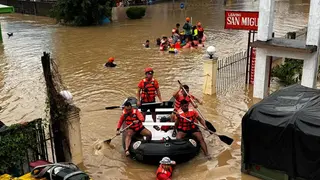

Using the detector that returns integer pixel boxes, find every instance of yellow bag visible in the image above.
[0,174,13,180]
[18,173,46,180]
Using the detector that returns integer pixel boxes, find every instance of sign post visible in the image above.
[224,10,259,84]
[224,11,259,31]
[180,2,184,9]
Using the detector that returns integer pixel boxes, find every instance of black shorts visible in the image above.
[134,126,145,134]
[140,101,156,112]
[177,127,200,134]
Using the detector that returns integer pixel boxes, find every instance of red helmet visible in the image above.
[145,67,153,73]
[108,57,114,62]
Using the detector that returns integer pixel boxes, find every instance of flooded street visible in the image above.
[0,0,311,179]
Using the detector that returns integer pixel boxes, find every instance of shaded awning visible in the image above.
[0,4,14,14]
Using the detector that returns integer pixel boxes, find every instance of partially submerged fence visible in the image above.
[216,51,248,93]
[41,52,83,166]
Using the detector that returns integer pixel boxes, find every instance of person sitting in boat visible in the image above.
[173,85,202,112]
[192,26,198,41]
[171,28,180,44]
[197,22,204,41]
[180,34,187,47]
[170,85,202,136]
[175,23,181,35]
[137,67,163,131]
[116,101,152,156]
[156,38,161,46]
[168,37,173,45]
[160,37,169,51]
[156,157,176,180]
[105,57,117,67]
[144,40,150,48]
[174,100,211,160]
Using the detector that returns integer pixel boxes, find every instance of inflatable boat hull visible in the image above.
[123,135,200,164]
[121,97,201,165]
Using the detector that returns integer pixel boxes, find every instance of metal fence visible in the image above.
[0,118,55,176]
[216,51,248,93]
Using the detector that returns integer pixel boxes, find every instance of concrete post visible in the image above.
[306,0,320,46]
[66,105,84,166]
[257,0,275,41]
[203,57,218,95]
[253,48,271,98]
[301,52,319,88]
[111,7,118,21]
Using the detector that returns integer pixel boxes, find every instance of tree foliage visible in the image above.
[126,7,146,19]
[0,119,43,176]
[272,58,320,86]
[272,59,303,85]
[51,0,112,26]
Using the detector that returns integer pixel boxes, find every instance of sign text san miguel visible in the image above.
[224,10,259,31]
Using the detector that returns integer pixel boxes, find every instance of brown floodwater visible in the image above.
[0,0,311,179]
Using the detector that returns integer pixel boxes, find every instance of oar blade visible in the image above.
[205,120,216,133]
[218,135,234,145]
[105,106,120,110]
[104,139,112,144]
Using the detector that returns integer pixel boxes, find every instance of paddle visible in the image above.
[173,112,234,145]
[104,124,133,144]
[105,102,163,110]
[105,106,121,110]
[178,80,216,132]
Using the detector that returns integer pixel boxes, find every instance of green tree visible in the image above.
[272,59,303,85]
[126,7,146,19]
[51,0,112,26]
[272,58,320,86]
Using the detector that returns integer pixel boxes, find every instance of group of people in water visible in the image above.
[115,67,211,179]
[144,17,206,53]
[105,18,205,67]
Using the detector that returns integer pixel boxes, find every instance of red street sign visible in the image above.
[224,10,259,31]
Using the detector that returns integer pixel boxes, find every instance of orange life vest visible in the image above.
[177,109,198,131]
[123,109,143,131]
[141,78,157,102]
[156,165,173,180]
[174,91,193,111]
[175,42,181,49]
[197,27,204,38]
